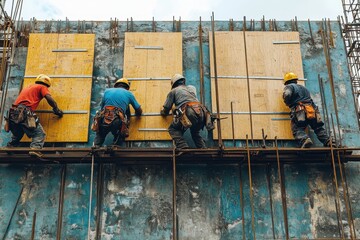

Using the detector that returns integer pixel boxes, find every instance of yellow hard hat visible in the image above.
[114,78,130,89]
[283,72,298,84]
[35,74,52,87]
[171,73,185,88]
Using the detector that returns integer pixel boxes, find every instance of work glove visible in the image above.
[160,109,167,117]
[53,107,64,118]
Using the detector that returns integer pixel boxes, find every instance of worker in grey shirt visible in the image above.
[161,74,214,149]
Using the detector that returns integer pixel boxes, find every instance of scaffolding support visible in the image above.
[341,0,360,127]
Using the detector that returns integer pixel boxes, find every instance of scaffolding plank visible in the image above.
[124,32,182,140]
[210,31,304,140]
[22,33,95,142]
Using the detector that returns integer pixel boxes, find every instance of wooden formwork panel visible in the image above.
[124,32,182,140]
[210,31,304,140]
[23,33,95,142]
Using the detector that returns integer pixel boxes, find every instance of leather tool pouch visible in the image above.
[304,104,316,119]
[103,106,117,124]
[295,105,306,123]
[180,112,192,129]
[4,110,10,132]
[26,111,37,130]
[91,110,102,132]
[315,108,324,125]
[118,111,129,138]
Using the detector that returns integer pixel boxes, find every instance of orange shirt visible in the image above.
[14,84,50,111]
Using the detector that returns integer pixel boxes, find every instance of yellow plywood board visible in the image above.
[210,31,303,140]
[22,33,95,142]
[25,34,58,75]
[124,32,182,140]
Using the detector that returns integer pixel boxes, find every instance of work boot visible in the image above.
[29,148,43,158]
[301,138,313,148]
[324,139,336,148]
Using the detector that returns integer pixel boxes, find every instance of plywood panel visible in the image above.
[245,32,304,78]
[55,34,95,75]
[25,34,58,75]
[22,33,95,142]
[209,31,246,77]
[210,31,303,140]
[124,32,182,140]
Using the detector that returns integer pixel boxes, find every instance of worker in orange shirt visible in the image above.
[5,74,63,157]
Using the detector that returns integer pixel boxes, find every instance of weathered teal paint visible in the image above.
[0,19,359,239]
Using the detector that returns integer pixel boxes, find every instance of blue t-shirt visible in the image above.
[101,88,141,111]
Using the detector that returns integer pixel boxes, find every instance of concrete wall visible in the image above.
[0,20,359,239]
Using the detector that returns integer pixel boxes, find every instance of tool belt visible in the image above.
[178,102,215,131]
[7,104,38,130]
[292,101,321,125]
[92,106,129,137]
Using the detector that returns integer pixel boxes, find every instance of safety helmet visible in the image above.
[171,73,185,88]
[114,78,130,89]
[283,72,298,84]
[35,74,52,87]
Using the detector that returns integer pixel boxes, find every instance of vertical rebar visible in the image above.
[56,164,66,240]
[331,114,338,146]
[265,164,276,239]
[30,212,36,240]
[342,163,357,239]
[198,17,205,105]
[275,137,289,240]
[87,152,95,240]
[318,75,331,136]
[246,135,256,240]
[308,19,315,45]
[95,163,104,239]
[329,138,345,239]
[211,12,223,149]
[231,101,235,147]
[239,164,246,240]
[243,16,254,145]
[336,151,355,239]
[321,21,342,146]
[172,140,178,240]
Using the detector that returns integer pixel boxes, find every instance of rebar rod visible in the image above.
[95,163,104,239]
[198,17,205,105]
[275,137,289,240]
[239,164,246,240]
[336,151,356,239]
[87,152,95,240]
[243,16,254,145]
[329,139,345,239]
[246,135,256,240]
[56,164,66,240]
[172,140,178,240]
[30,212,36,240]
[266,164,276,239]
[211,12,223,149]
[231,101,235,147]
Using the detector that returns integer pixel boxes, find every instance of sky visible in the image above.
[5,0,344,21]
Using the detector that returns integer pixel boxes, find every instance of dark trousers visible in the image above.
[291,117,330,146]
[8,122,46,149]
[168,107,206,149]
[94,118,123,147]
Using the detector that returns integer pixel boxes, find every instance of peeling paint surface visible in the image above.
[0,19,360,239]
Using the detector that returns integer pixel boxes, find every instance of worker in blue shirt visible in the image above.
[92,78,142,147]
[283,72,333,148]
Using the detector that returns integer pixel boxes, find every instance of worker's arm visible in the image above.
[44,94,63,117]
[134,106,143,117]
[282,85,293,107]
[160,91,174,116]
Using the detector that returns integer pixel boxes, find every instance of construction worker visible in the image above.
[283,72,333,148]
[93,78,142,147]
[5,74,63,156]
[160,73,214,149]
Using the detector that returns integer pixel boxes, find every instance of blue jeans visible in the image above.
[8,122,46,149]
